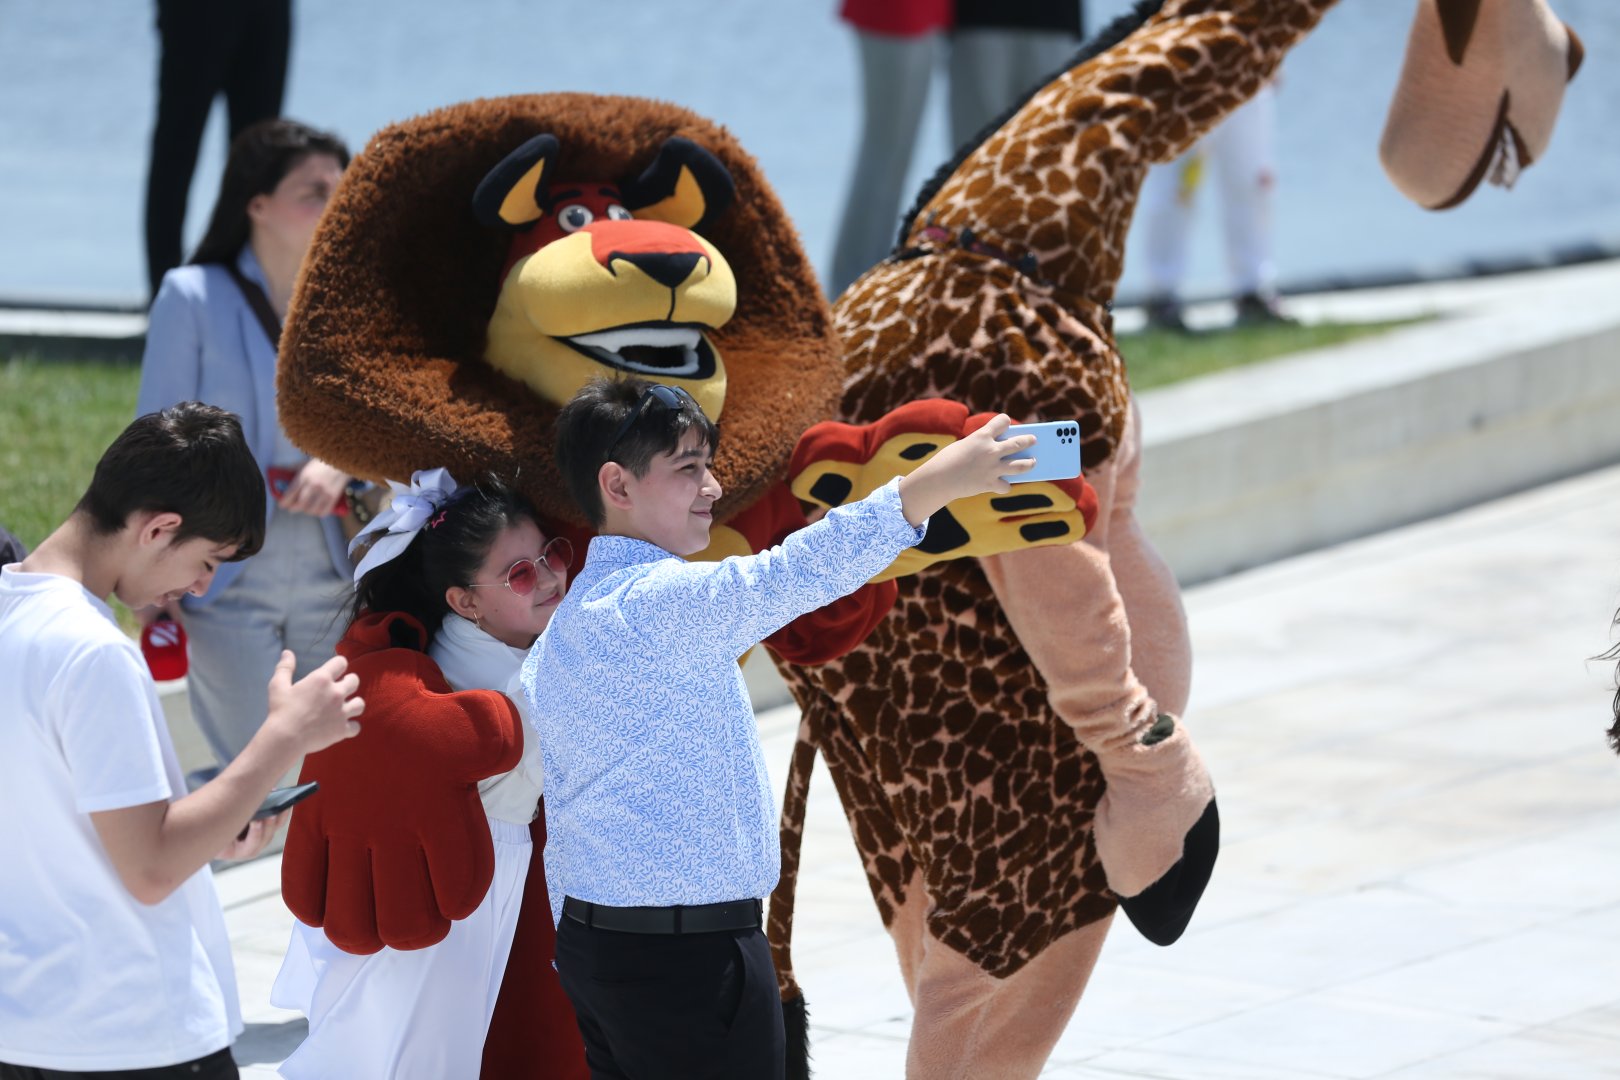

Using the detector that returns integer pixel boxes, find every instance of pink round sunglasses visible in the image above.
[467,537,574,597]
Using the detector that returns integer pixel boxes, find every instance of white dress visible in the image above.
[271,615,544,1080]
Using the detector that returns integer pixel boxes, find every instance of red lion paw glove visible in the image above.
[281,611,524,954]
[789,399,1099,582]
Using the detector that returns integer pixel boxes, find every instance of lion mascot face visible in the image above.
[277,94,841,530]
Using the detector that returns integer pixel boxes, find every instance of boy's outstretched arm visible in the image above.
[92,651,363,905]
[625,414,1038,659]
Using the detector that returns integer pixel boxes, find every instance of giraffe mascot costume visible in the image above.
[767,0,1584,1077]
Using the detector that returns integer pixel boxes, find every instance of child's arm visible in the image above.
[627,415,1035,657]
[895,413,1035,524]
[91,651,362,905]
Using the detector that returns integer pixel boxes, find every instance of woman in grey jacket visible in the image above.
[137,118,355,769]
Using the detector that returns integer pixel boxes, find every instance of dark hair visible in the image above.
[1603,615,1620,755]
[554,377,720,527]
[77,402,266,557]
[349,475,538,649]
[0,523,29,565]
[190,118,350,266]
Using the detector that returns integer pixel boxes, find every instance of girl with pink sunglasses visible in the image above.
[271,469,586,1078]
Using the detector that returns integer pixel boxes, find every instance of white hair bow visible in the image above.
[349,467,465,583]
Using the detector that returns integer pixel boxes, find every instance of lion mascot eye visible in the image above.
[557,204,594,232]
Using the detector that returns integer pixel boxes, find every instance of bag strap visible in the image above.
[222,262,282,348]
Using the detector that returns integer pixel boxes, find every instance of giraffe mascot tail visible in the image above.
[768,1,1581,1077]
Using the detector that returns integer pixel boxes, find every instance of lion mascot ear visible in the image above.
[472,133,561,229]
[620,136,735,232]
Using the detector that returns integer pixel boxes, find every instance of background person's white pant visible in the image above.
[271,818,533,1080]
[1140,81,1279,300]
[180,510,348,765]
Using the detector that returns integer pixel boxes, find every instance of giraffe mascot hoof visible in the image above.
[1382,0,1583,209]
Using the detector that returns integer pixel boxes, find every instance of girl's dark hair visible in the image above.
[190,118,350,266]
[554,377,720,527]
[349,475,538,649]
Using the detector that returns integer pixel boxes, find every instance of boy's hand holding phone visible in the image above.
[221,810,288,861]
[788,400,1099,583]
[230,781,320,848]
[899,413,1035,522]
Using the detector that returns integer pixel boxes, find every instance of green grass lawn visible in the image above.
[1,357,142,550]
[1119,318,1418,391]
[0,315,1413,548]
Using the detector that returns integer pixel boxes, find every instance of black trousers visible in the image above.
[143,0,291,298]
[556,917,785,1080]
[0,1048,237,1079]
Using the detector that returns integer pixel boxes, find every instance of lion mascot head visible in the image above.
[278,94,840,534]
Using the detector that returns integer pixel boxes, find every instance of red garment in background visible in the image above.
[841,0,1083,36]
[840,0,952,37]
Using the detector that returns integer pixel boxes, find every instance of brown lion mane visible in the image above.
[279,93,842,527]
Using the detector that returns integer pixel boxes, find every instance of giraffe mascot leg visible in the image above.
[770,3,1332,1077]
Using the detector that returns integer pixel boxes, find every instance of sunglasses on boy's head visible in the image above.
[604,384,700,462]
[467,537,573,597]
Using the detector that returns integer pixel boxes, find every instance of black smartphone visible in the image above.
[255,781,319,819]
[236,782,319,842]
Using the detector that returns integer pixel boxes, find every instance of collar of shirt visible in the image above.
[581,533,678,576]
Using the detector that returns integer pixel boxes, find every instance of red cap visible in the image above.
[140,616,189,682]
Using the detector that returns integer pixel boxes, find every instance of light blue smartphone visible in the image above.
[997,420,1083,484]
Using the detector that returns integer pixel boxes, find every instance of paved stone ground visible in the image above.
[221,462,1620,1077]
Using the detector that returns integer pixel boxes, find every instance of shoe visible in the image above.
[1232,292,1295,327]
[1143,296,1190,333]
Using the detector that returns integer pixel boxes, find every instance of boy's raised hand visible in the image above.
[266,651,364,753]
[898,413,1034,526]
[788,399,1098,583]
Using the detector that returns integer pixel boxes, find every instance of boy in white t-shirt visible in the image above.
[0,402,364,1079]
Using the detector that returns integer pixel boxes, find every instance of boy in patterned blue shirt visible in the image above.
[524,376,1036,1077]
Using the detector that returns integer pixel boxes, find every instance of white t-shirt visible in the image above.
[0,566,242,1070]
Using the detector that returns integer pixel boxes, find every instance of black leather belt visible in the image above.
[562,896,763,935]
